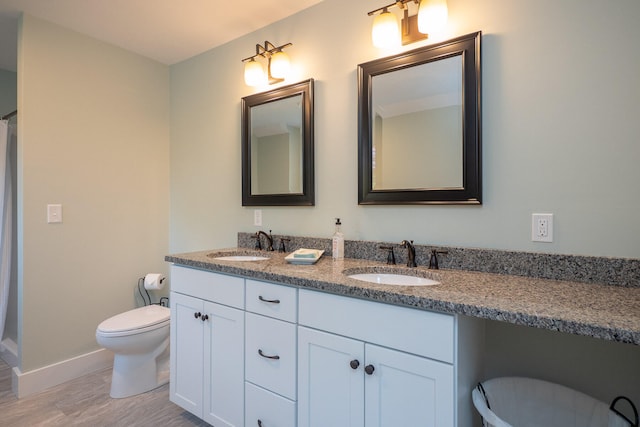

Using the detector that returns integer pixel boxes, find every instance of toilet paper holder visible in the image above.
[143,273,166,290]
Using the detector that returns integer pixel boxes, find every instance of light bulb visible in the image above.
[244,59,265,86]
[372,9,400,48]
[269,50,290,79]
[418,0,448,35]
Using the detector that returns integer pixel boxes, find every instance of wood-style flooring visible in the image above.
[0,359,210,426]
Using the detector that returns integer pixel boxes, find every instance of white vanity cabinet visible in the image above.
[297,289,482,427]
[244,279,298,427]
[169,264,483,427]
[170,266,245,427]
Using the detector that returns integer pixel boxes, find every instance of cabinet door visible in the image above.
[170,292,204,417]
[203,300,245,427]
[364,344,454,427]
[298,327,365,427]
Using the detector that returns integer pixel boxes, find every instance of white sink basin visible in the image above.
[348,273,439,286]
[213,255,269,261]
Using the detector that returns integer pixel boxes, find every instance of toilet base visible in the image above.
[109,338,169,398]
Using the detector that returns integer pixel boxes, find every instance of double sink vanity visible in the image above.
[165,235,640,427]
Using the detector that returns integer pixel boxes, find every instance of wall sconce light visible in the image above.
[368,0,448,48]
[241,40,293,87]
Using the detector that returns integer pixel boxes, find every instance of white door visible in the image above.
[202,300,245,427]
[364,344,454,427]
[298,326,365,427]
[170,292,204,417]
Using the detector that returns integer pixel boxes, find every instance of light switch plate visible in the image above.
[47,204,62,223]
[254,209,262,226]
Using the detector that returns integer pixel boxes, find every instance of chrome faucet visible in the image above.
[255,230,274,251]
[401,240,417,267]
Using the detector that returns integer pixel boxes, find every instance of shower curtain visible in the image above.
[0,120,12,342]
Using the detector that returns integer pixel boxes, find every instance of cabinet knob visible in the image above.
[201,314,209,321]
[257,420,263,427]
[364,364,375,375]
[350,359,360,370]
[194,312,201,319]
[258,349,280,360]
[258,295,281,304]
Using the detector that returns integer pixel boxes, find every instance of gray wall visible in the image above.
[18,15,170,372]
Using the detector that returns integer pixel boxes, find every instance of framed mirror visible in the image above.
[357,32,481,204]
[242,79,314,206]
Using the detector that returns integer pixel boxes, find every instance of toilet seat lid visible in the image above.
[98,305,170,333]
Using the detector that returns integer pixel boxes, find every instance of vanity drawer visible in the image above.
[246,279,297,322]
[245,382,296,427]
[245,312,297,400]
[298,289,454,363]
[170,265,244,309]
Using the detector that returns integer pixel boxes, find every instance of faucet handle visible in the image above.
[252,233,262,250]
[279,238,291,253]
[379,246,396,265]
[266,230,274,251]
[401,240,417,267]
[428,249,448,269]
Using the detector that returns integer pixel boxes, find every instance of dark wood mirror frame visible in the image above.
[357,32,481,205]
[242,79,314,206]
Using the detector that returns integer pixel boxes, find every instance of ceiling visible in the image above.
[0,0,324,72]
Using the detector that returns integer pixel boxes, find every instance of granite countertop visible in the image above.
[165,248,640,346]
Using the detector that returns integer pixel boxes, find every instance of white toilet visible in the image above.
[96,304,170,398]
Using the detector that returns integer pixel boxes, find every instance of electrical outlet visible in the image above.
[254,209,262,226]
[532,213,553,242]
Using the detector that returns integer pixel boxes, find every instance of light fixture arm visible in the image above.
[241,40,293,63]
[367,0,419,16]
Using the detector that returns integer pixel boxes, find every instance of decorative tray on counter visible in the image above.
[285,249,324,265]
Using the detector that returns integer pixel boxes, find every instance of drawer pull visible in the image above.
[194,312,201,319]
[350,359,360,370]
[258,349,280,360]
[258,295,281,304]
[364,364,375,375]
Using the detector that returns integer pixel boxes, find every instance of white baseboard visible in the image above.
[0,337,18,367]
[12,348,114,398]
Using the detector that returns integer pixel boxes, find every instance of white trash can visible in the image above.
[472,377,638,427]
